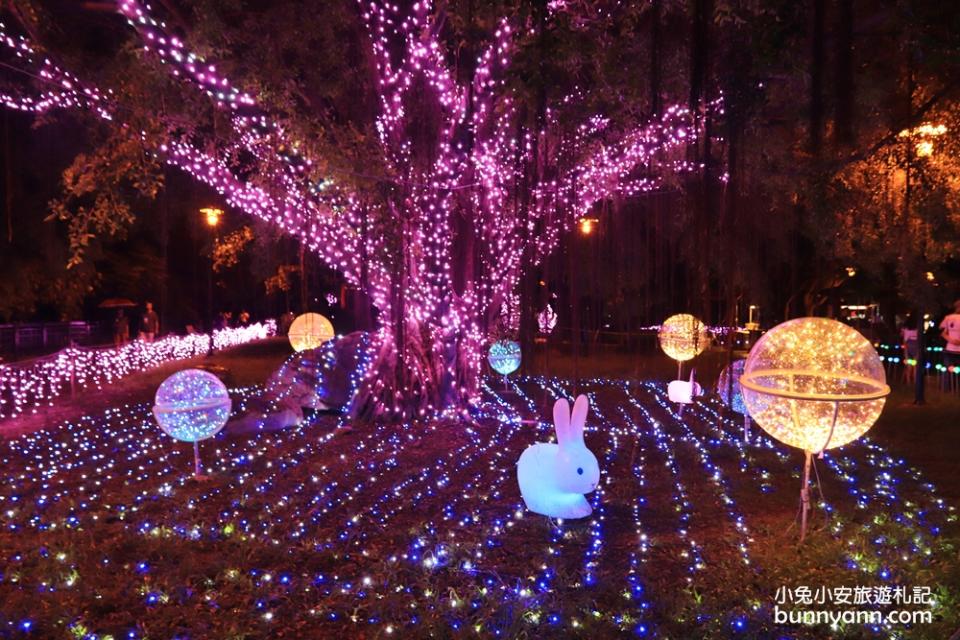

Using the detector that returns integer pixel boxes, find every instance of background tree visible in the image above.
[0,0,706,418]
[3,0,960,417]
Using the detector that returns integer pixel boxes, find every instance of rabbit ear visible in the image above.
[570,394,589,441]
[553,397,571,445]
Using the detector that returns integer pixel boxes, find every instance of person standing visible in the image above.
[900,313,918,384]
[113,309,130,347]
[939,300,960,369]
[141,301,160,342]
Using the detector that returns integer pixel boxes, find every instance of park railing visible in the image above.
[0,320,276,421]
[0,321,108,356]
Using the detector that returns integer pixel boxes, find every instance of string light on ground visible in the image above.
[0,375,951,637]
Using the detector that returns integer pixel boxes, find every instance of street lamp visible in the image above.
[201,207,223,228]
[200,207,223,338]
[578,217,599,235]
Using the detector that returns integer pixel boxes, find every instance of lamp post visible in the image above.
[570,216,600,394]
[200,207,222,338]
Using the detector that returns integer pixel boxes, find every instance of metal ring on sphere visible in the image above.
[153,396,233,414]
[739,369,891,403]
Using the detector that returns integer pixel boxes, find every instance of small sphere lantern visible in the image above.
[153,369,232,478]
[288,313,335,352]
[717,358,751,440]
[488,339,521,376]
[153,369,232,442]
[739,317,890,541]
[716,359,747,414]
[658,314,710,363]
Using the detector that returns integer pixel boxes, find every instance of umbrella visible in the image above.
[98,298,137,309]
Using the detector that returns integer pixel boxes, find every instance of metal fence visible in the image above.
[0,322,108,359]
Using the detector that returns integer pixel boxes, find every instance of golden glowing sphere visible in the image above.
[740,317,890,452]
[288,313,335,352]
[658,314,710,362]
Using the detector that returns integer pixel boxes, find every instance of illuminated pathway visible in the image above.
[0,377,954,638]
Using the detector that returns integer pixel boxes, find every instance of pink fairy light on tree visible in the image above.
[0,1,709,421]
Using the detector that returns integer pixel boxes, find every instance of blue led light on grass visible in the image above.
[0,373,953,637]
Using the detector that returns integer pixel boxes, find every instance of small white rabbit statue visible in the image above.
[517,394,600,519]
[667,368,702,405]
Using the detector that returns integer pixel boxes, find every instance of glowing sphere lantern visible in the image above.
[716,359,747,414]
[658,314,710,363]
[717,358,751,441]
[488,340,521,375]
[153,369,232,442]
[288,313,335,352]
[153,369,232,478]
[739,318,889,453]
[739,317,890,541]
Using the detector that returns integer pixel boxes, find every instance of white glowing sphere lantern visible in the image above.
[739,318,890,453]
[152,369,232,443]
[658,314,710,362]
[488,340,521,375]
[288,313,335,352]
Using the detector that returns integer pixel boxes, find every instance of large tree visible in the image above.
[0,0,703,418]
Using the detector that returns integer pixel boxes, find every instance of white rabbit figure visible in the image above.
[668,368,702,405]
[517,394,601,519]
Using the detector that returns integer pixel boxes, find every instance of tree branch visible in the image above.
[831,77,960,175]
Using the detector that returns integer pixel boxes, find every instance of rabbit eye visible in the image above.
[577,467,584,475]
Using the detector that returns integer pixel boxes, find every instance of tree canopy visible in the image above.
[2,0,960,413]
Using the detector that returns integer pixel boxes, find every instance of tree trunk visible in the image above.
[570,228,580,395]
[809,0,825,155]
[833,0,855,147]
[4,111,13,244]
[159,174,169,332]
[690,0,712,320]
[649,0,662,117]
[355,202,373,330]
[914,309,925,405]
[518,0,550,372]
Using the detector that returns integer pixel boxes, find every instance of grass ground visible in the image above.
[532,343,960,504]
[869,388,960,505]
[0,340,957,638]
